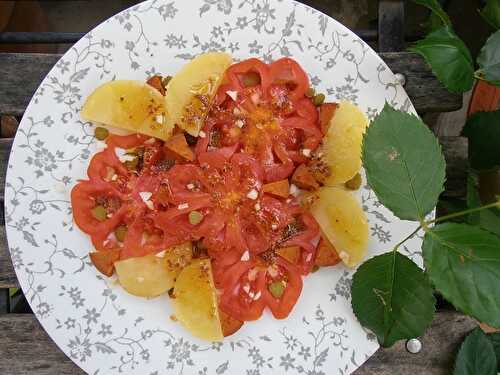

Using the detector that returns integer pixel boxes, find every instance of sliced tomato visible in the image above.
[268,58,309,101]
[225,58,271,93]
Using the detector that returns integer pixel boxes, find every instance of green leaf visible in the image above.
[9,288,18,298]
[488,333,500,371]
[477,30,500,86]
[351,252,436,347]
[409,27,474,93]
[413,0,452,28]
[462,110,500,170]
[454,328,497,375]
[423,223,500,327]
[466,173,500,236]
[481,0,500,30]
[362,104,446,221]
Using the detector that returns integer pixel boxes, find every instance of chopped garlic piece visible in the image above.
[254,202,261,211]
[253,291,261,300]
[226,90,238,101]
[246,189,258,200]
[240,250,250,261]
[302,148,311,157]
[235,119,245,128]
[155,250,166,258]
[243,284,251,294]
[177,203,189,210]
[139,191,152,202]
[289,184,300,197]
[271,223,278,230]
[155,114,164,124]
[186,183,195,190]
[145,138,156,145]
[339,251,350,263]
[115,148,135,162]
[198,131,206,138]
[111,174,118,181]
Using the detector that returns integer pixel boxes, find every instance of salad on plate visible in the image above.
[72,52,369,341]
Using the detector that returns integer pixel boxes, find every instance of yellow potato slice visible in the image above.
[165,52,232,136]
[81,80,173,140]
[320,101,369,184]
[310,187,368,267]
[174,258,223,341]
[114,242,192,298]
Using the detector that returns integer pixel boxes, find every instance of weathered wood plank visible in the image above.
[0,138,12,199]
[381,52,463,113]
[354,311,476,375]
[439,136,468,198]
[0,225,17,288]
[0,311,474,375]
[0,52,462,116]
[378,0,405,52]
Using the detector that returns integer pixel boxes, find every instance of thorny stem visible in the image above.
[425,201,500,225]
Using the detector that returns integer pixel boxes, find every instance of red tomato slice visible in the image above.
[268,58,309,101]
[225,58,271,93]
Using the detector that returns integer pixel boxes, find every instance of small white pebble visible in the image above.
[302,148,311,157]
[198,131,206,138]
[240,250,250,261]
[235,119,245,128]
[155,250,166,258]
[406,338,422,354]
[186,183,195,190]
[177,203,189,210]
[242,284,251,294]
[111,174,118,181]
[254,202,261,211]
[253,291,261,300]
[226,90,238,101]
[247,189,258,200]
[289,184,300,197]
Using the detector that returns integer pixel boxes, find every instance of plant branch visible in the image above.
[393,225,423,252]
[425,201,500,225]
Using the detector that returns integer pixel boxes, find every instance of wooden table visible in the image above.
[0,1,474,374]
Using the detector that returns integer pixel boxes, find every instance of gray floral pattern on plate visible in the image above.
[5,0,423,374]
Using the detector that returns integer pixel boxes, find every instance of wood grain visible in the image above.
[0,311,475,375]
[354,311,476,375]
[0,52,462,116]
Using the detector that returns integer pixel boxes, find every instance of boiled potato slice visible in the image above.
[115,242,192,298]
[174,258,223,341]
[81,80,173,140]
[165,52,232,136]
[310,187,368,267]
[320,101,369,184]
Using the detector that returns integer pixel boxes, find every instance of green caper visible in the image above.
[268,281,285,299]
[114,225,128,242]
[94,127,109,141]
[124,157,139,170]
[345,173,362,190]
[188,210,204,225]
[91,205,107,221]
[305,87,316,98]
[313,93,325,106]
[312,265,320,273]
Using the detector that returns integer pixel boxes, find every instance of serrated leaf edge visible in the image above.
[362,104,446,221]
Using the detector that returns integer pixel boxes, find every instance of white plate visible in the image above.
[5,1,422,374]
